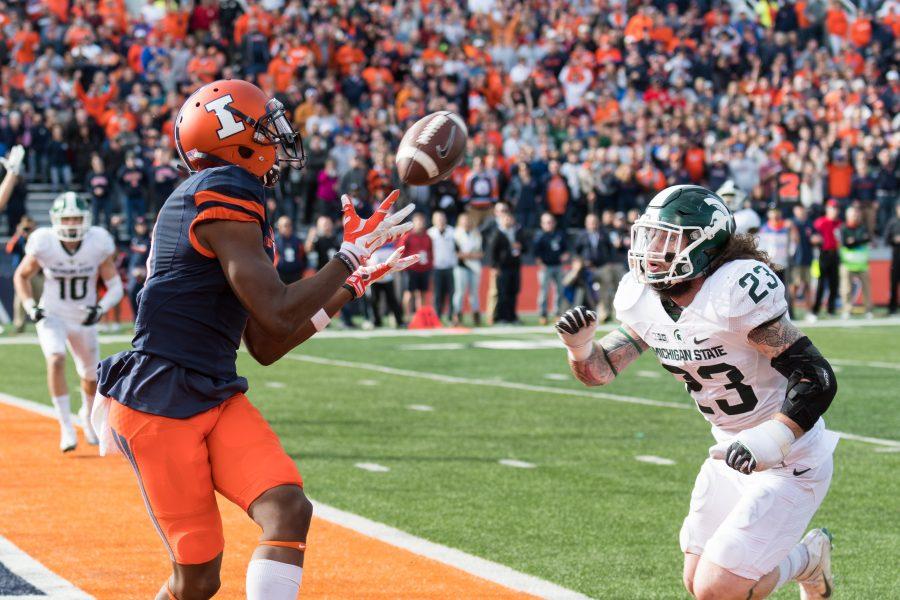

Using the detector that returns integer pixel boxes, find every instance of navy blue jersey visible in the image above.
[98,165,274,418]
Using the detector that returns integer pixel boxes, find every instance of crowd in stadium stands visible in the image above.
[1,0,898,330]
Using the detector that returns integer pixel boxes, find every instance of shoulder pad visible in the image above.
[88,226,116,256]
[712,259,788,333]
[613,271,646,315]
[24,228,53,256]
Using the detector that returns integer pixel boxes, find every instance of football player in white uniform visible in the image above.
[556,185,838,600]
[13,192,123,452]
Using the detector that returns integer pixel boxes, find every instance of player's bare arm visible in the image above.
[13,254,43,321]
[243,246,418,365]
[0,145,24,212]
[197,219,351,337]
[556,307,648,387]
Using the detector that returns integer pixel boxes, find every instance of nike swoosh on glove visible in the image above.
[709,420,795,474]
[339,190,414,269]
[555,306,598,361]
[344,246,419,299]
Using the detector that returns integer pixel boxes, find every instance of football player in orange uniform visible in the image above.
[94,79,415,600]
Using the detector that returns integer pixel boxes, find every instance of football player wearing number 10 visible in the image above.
[94,79,415,600]
[557,185,838,600]
[13,192,122,452]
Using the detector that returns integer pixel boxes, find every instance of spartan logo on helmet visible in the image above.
[628,185,735,289]
[50,192,92,242]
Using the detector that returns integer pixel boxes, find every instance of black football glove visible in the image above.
[27,304,45,323]
[82,305,103,326]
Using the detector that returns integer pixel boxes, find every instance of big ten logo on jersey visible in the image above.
[205,95,245,140]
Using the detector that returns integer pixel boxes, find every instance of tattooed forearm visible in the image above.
[747,314,803,359]
[569,326,648,386]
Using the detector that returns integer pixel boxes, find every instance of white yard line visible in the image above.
[0,392,590,600]
[354,462,391,473]
[2,316,896,346]
[635,455,676,466]
[286,354,691,410]
[830,359,900,371]
[0,535,94,599]
[283,356,900,449]
[499,459,537,469]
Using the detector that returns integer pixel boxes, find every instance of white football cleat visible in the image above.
[78,404,99,445]
[60,422,78,453]
[798,528,833,599]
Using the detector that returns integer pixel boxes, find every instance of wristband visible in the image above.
[566,341,594,362]
[335,251,358,274]
[311,309,331,332]
[342,282,358,299]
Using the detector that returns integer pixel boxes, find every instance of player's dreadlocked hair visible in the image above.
[707,233,773,275]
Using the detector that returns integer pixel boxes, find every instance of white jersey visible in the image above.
[25,226,115,322]
[615,259,837,465]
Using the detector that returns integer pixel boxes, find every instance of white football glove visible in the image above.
[709,420,795,474]
[339,189,414,269]
[555,306,598,361]
[1,144,25,176]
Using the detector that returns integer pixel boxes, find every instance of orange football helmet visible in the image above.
[174,79,305,186]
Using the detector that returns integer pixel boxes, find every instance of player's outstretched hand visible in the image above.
[82,305,103,326]
[555,306,598,361]
[344,246,419,299]
[1,145,25,176]
[339,190,414,270]
[709,420,795,474]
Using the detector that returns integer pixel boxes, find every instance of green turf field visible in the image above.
[1,322,898,599]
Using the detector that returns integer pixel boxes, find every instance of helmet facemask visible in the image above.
[229,98,306,187]
[629,218,703,289]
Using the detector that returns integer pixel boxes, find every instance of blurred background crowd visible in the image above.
[0,0,898,331]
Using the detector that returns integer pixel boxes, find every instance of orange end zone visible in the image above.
[0,402,533,599]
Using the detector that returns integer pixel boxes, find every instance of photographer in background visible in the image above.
[5,215,38,333]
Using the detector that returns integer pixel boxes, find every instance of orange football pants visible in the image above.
[108,393,303,565]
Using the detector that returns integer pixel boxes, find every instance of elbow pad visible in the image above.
[770,337,837,431]
[98,276,124,313]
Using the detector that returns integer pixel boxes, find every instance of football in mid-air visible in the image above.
[395,111,468,186]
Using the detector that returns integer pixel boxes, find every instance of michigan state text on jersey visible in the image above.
[556,185,837,600]
[13,192,122,452]
[92,79,413,600]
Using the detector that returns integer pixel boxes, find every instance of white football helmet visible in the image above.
[716,180,746,212]
[50,192,92,242]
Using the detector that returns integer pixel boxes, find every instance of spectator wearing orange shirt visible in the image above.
[334,40,365,76]
[267,50,296,93]
[849,14,872,47]
[826,150,854,202]
[187,46,222,84]
[10,21,40,65]
[73,71,119,124]
[825,1,849,53]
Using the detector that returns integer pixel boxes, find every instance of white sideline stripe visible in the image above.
[311,503,591,600]
[357,379,379,386]
[0,393,590,600]
[355,462,390,473]
[830,358,900,371]
[264,381,286,388]
[635,455,676,466]
[286,354,691,410]
[833,431,900,448]
[2,315,895,346]
[283,356,900,448]
[407,404,434,412]
[0,535,94,599]
[499,459,536,469]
